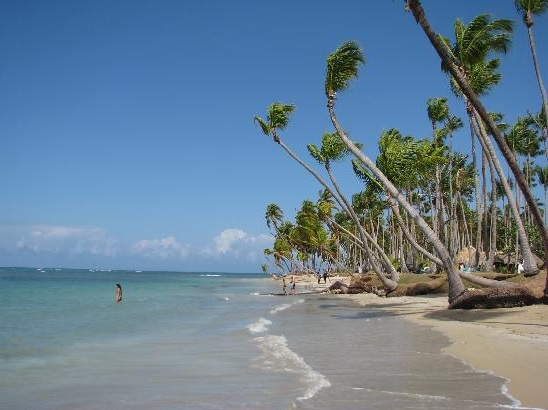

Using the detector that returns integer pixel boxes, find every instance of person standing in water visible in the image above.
[115,283,123,303]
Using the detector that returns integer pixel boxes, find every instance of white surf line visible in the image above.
[253,334,331,401]
[246,317,272,334]
[269,298,304,315]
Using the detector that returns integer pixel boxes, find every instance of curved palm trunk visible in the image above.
[407,0,548,297]
[473,112,539,275]
[388,197,443,266]
[526,23,548,139]
[468,107,484,269]
[327,99,466,302]
[326,165,400,283]
[486,153,497,272]
[273,135,397,290]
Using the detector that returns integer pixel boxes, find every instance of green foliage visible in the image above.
[325,41,365,97]
[254,102,296,136]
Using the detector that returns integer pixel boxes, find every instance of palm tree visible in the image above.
[406,1,548,294]
[308,131,400,282]
[324,40,471,303]
[254,102,397,289]
[536,165,548,225]
[265,203,284,235]
[427,97,450,244]
[515,0,548,132]
[438,14,513,271]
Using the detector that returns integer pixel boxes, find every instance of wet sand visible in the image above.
[284,275,548,409]
[346,293,548,409]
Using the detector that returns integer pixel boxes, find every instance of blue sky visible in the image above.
[1,1,547,272]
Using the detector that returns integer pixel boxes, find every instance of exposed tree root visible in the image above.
[327,280,370,294]
[449,287,538,309]
[387,276,447,297]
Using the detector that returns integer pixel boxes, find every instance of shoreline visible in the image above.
[345,293,548,410]
[283,274,548,409]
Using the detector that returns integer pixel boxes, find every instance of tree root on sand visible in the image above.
[449,287,538,309]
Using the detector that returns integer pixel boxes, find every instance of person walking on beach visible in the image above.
[323,271,328,283]
[282,277,287,295]
[115,283,123,303]
[290,276,296,295]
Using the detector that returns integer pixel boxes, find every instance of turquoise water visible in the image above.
[0,267,527,409]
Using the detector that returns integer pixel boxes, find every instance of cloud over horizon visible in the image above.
[13,225,117,256]
[0,224,272,271]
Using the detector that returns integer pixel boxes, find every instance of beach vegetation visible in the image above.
[255,2,548,307]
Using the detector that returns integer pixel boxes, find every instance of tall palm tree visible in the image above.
[324,40,470,303]
[308,132,400,282]
[406,1,548,296]
[254,102,397,289]
[515,0,548,131]
[438,14,513,271]
[536,165,548,225]
[427,97,450,244]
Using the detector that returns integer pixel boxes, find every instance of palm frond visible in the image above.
[325,40,365,97]
[253,116,270,135]
[268,102,296,130]
[307,144,325,164]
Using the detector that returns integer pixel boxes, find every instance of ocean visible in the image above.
[0,267,525,409]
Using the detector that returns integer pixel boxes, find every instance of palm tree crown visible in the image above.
[254,102,296,143]
[325,41,365,102]
[515,0,548,26]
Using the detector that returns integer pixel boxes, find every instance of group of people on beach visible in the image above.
[282,276,296,295]
[317,271,328,284]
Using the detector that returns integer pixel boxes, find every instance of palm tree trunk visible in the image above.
[388,197,443,266]
[406,0,548,297]
[468,109,483,269]
[526,25,548,140]
[327,101,466,302]
[486,151,497,272]
[326,165,400,283]
[473,112,539,276]
[274,135,397,290]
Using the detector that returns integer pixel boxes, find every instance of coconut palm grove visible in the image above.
[255,0,548,308]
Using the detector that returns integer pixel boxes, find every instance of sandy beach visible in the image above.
[289,274,548,409]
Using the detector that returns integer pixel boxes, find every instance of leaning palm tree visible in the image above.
[515,0,548,132]
[326,41,524,304]
[325,40,473,304]
[439,15,514,272]
[308,131,400,282]
[406,0,548,299]
[438,13,539,276]
[254,103,397,290]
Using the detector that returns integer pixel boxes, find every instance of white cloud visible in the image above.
[14,225,117,256]
[214,229,248,254]
[0,224,273,270]
[131,236,190,258]
[206,229,272,259]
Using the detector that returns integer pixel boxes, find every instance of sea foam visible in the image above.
[269,298,304,315]
[253,334,331,401]
[246,317,272,334]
